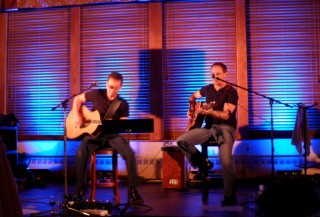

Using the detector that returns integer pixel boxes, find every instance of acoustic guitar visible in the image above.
[66,106,102,139]
[186,101,215,131]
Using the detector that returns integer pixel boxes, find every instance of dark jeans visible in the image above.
[176,124,236,198]
[75,133,138,191]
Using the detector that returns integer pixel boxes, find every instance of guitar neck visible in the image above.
[85,120,102,125]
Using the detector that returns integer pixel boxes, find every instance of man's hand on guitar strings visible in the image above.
[198,107,209,115]
[74,114,83,128]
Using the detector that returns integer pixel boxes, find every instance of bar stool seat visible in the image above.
[201,139,219,202]
[89,147,120,202]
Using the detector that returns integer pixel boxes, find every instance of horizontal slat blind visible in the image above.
[7,8,70,137]
[80,3,150,119]
[163,0,237,139]
[246,0,320,131]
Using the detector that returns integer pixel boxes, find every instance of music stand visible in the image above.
[102,119,154,215]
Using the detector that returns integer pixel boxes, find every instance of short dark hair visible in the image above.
[211,62,227,73]
[108,72,123,85]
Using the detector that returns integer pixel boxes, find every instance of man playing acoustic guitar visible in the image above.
[71,72,143,205]
[177,62,238,206]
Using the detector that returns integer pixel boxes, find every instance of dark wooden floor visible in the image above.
[19,176,320,217]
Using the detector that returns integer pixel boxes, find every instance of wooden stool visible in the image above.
[89,148,120,202]
[201,139,218,202]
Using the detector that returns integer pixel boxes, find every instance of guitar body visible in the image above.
[66,106,101,139]
[187,114,206,131]
[186,101,215,131]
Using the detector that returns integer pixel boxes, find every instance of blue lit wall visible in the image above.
[4,1,320,177]
[6,1,320,138]
[246,0,320,131]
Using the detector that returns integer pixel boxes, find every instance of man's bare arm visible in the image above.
[201,102,236,120]
[72,93,87,126]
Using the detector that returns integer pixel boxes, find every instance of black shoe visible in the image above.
[221,195,237,207]
[193,171,203,180]
[129,187,144,205]
[206,159,214,170]
[74,187,87,202]
[198,159,214,175]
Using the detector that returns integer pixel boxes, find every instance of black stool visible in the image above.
[201,139,219,202]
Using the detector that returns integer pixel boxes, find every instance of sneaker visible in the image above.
[129,187,144,205]
[221,195,237,207]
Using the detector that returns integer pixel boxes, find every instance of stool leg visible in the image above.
[112,152,120,202]
[89,150,120,202]
[202,144,209,202]
[90,153,97,201]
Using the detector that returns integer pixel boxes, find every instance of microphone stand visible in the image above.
[51,82,98,195]
[31,98,72,217]
[215,77,293,180]
[28,83,97,216]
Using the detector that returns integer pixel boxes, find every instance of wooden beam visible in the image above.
[0,13,7,114]
[70,7,80,101]
[149,2,163,140]
[235,0,249,139]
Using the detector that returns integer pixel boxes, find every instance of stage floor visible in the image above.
[19,177,320,217]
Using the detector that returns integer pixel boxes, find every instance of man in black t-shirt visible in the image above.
[177,62,239,206]
[72,72,143,205]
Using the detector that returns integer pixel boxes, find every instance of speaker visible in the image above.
[162,146,186,189]
[256,176,320,217]
[0,125,18,176]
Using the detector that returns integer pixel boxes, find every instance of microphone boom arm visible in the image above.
[215,77,293,108]
[51,82,97,111]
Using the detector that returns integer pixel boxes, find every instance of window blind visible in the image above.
[163,0,237,139]
[80,3,150,119]
[7,8,70,137]
[246,0,320,132]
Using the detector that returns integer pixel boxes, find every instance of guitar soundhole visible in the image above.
[81,120,91,128]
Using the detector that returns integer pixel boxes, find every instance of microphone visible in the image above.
[88,82,98,90]
[214,77,227,82]
[211,74,222,81]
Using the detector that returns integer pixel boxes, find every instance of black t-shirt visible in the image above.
[199,84,238,129]
[85,89,129,120]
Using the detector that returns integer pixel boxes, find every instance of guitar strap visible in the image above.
[103,98,122,120]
